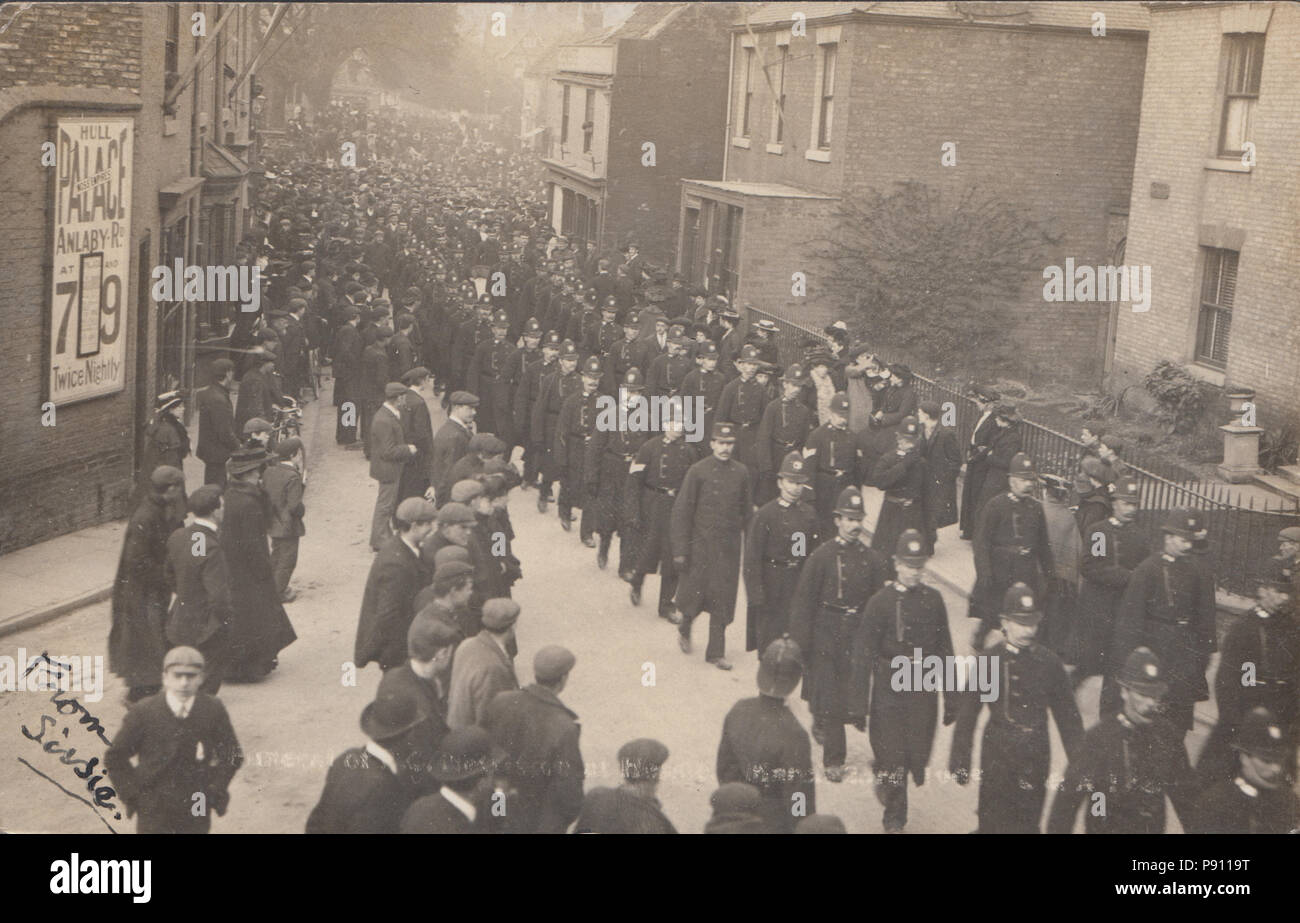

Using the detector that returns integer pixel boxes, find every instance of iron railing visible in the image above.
[745,306,1300,597]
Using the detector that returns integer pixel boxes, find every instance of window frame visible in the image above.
[817,43,837,150]
[582,88,595,154]
[1217,32,1265,159]
[770,42,789,146]
[741,46,756,137]
[1194,247,1238,370]
[560,83,571,146]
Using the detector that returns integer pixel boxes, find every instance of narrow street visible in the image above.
[1,378,1210,834]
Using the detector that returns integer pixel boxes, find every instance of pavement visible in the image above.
[0,376,1222,834]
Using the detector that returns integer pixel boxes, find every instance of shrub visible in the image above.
[1142,360,1217,435]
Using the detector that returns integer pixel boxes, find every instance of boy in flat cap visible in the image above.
[447,599,521,729]
[377,617,462,796]
[369,382,419,551]
[164,485,232,694]
[400,727,508,835]
[574,739,676,834]
[356,497,437,672]
[431,391,479,508]
[109,465,186,702]
[105,647,243,834]
[483,646,585,833]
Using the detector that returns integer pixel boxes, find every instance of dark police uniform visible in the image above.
[628,433,699,616]
[555,378,603,540]
[788,530,893,771]
[743,491,818,654]
[716,696,816,834]
[969,489,1053,643]
[754,394,814,507]
[852,574,954,831]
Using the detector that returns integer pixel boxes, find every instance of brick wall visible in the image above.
[0,3,150,554]
[604,4,732,266]
[1110,4,1300,433]
[735,194,840,328]
[727,17,1148,384]
[0,2,141,90]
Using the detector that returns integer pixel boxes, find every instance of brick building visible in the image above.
[678,1,1149,383]
[0,2,263,553]
[1108,1,1300,432]
[540,2,736,265]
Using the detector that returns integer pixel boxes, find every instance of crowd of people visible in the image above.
[104,101,1298,835]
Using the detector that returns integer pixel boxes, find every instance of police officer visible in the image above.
[870,416,932,558]
[515,328,560,493]
[1068,474,1143,688]
[671,421,754,669]
[949,583,1083,833]
[530,339,582,514]
[1197,561,1299,787]
[716,636,816,834]
[803,393,857,541]
[754,363,814,507]
[627,404,698,620]
[968,452,1053,649]
[1189,706,1299,834]
[679,340,726,448]
[554,355,604,542]
[716,344,768,497]
[744,451,819,654]
[1048,646,1198,833]
[506,317,543,464]
[852,530,955,831]
[603,308,643,396]
[788,487,894,781]
[586,367,651,573]
[465,310,517,446]
[1107,508,1216,737]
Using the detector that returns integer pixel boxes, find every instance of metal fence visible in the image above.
[746,306,1300,597]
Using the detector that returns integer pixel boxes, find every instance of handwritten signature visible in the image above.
[18,652,120,819]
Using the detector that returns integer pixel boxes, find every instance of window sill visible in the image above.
[805,149,831,163]
[765,142,784,155]
[1187,362,1227,387]
[1204,158,1251,174]
[731,137,751,149]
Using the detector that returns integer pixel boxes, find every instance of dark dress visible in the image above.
[219,480,297,679]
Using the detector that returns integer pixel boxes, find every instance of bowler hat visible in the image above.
[360,693,424,743]
[227,447,269,476]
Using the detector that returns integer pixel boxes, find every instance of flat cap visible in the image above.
[384,381,407,399]
[451,479,485,503]
[395,497,436,523]
[274,436,303,458]
[710,782,761,816]
[432,545,470,569]
[431,727,505,782]
[243,417,273,434]
[481,598,521,631]
[163,646,205,671]
[401,366,430,384]
[468,433,507,454]
[408,616,461,661]
[150,465,186,488]
[1278,527,1300,543]
[533,645,576,684]
[436,502,477,525]
[188,484,223,516]
[617,738,670,781]
[449,390,480,406]
[431,560,475,584]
